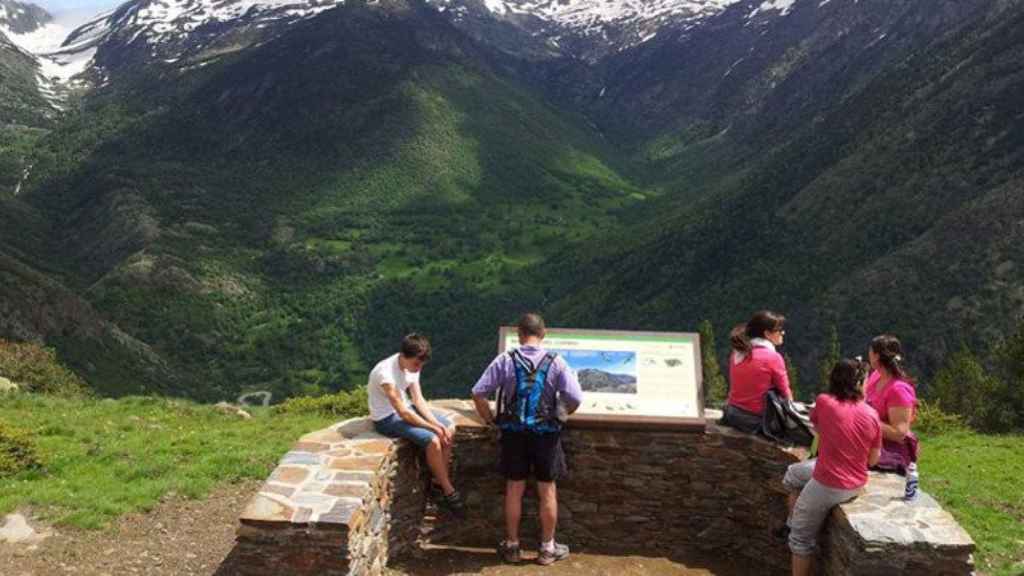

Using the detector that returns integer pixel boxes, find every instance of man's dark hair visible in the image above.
[400,333,431,361]
[517,313,546,339]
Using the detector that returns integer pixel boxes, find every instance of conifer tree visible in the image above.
[817,324,840,395]
[698,320,728,408]
[932,343,996,431]
[993,323,1024,431]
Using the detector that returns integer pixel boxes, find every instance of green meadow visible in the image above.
[1,393,1021,574]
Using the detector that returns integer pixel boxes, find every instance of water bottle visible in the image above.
[904,462,919,501]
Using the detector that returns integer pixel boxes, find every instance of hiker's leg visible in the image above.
[427,410,456,492]
[792,553,813,576]
[536,481,558,543]
[425,435,455,495]
[505,480,526,542]
[783,459,815,517]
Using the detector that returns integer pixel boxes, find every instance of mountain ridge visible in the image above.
[2,0,1023,402]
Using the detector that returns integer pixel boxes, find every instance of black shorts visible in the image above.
[498,430,566,482]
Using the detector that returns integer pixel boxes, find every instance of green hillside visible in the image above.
[517,0,1024,394]
[11,0,647,401]
[2,0,1024,412]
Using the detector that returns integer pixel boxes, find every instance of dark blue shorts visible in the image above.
[499,430,565,482]
[373,408,453,448]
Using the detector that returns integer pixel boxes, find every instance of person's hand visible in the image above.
[436,425,453,447]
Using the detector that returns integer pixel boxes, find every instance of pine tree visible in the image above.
[932,343,997,431]
[992,322,1024,431]
[698,320,728,408]
[784,353,801,402]
[817,324,840,395]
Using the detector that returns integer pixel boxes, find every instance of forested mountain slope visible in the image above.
[2,0,1023,401]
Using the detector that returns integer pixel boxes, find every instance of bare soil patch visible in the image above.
[3,482,748,576]
[0,480,260,576]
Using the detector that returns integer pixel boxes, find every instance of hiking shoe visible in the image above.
[437,490,465,518]
[497,540,521,564]
[536,542,569,566]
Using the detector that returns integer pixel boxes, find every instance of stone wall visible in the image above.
[227,400,975,576]
[226,419,428,576]
[428,400,803,572]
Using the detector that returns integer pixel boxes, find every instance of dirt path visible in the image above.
[2,482,748,576]
[387,545,749,576]
[0,480,261,576]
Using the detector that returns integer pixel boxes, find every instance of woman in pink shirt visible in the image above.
[864,334,919,473]
[719,310,792,434]
[783,359,882,576]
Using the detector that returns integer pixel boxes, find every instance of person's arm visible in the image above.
[882,407,913,442]
[881,383,916,442]
[772,354,793,400]
[382,382,443,436]
[868,446,881,467]
[408,381,451,446]
[473,394,496,425]
[557,359,583,414]
[471,357,502,425]
[868,416,883,467]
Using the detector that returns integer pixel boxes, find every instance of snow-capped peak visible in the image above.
[93,0,344,46]
[0,0,51,35]
[428,0,747,61]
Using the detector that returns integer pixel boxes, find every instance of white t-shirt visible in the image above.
[368,353,421,421]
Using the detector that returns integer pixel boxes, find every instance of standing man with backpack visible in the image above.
[471,313,583,566]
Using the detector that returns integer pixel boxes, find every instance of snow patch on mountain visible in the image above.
[748,0,796,19]
[472,0,742,28]
[1,1,93,106]
[96,0,344,46]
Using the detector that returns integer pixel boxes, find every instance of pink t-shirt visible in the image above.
[811,394,882,490]
[727,346,792,414]
[864,371,917,423]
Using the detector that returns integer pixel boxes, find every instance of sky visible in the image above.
[33,0,118,11]
[33,0,119,22]
[30,0,119,28]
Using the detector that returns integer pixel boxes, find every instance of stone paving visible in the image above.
[239,418,398,529]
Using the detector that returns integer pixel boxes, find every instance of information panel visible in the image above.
[498,327,705,426]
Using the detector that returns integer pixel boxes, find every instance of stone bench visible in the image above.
[226,400,974,575]
[822,472,975,576]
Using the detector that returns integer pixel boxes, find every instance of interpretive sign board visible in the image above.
[497,327,705,429]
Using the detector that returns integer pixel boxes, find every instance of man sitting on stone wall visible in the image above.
[471,313,584,566]
[368,333,463,515]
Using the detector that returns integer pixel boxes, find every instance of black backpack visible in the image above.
[760,389,814,447]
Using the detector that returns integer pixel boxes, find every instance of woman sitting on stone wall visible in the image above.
[864,334,919,474]
[783,358,882,576]
[719,310,793,433]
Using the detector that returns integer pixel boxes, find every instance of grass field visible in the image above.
[0,394,342,528]
[1,394,1022,574]
[919,431,1024,576]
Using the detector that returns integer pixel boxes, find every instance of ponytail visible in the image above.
[870,334,914,385]
[730,323,751,355]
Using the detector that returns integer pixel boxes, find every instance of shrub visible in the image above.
[914,400,969,435]
[698,320,728,408]
[931,345,1003,431]
[0,421,42,478]
[0,340,88,396]
[274,386,369,418]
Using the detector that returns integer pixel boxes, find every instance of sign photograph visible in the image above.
[498,327,705,427]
